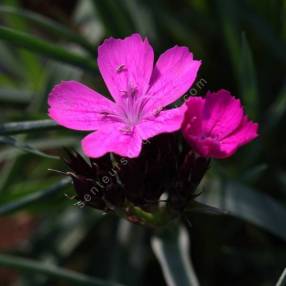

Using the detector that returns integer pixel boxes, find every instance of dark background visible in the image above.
[0,0,285,285]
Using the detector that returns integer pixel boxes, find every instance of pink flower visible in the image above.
[48,33,201,158]
[182,90,258,158]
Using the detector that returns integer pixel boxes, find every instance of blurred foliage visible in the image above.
[0,0,285,285]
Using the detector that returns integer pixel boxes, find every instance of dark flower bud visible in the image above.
[59,133,210,227]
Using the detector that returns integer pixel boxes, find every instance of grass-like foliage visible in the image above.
[0,0,285,285]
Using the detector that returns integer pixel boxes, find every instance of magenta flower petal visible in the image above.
[183,97,205,136]
[97,33,154,102]
[48,34,201,158]
[81,124,142,158]
[203,90,243,139]
[137,104,187,140]
[182,90,258,158]
[219,116,258,158]
[48,81,116,130]
[146,46,201,111]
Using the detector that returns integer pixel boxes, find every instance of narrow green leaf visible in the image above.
[0,42,24,78]
[0,6,96,54]
[92,0,135,37]
[0,74,14,86]
[216,0,241,77]
[242,7,286,65]
[0,119,58,135]
[122,0,156,37]
[108,219,145,285]
[240,164,268,183]
[0,157,17,193]
[199,180,286,241]
[0,137,78,160]
[160,12,202,52]
[0,26,98,73]
[267,84,286,130]
[151,225,199,286]
[239,33,258,119]
[0,88,32,104]
[0,254,123,286]
[0,135,59,159]
[185,200,227,215]
[0,178,71,215]
[276,268,286,286]
[1,0,27,30]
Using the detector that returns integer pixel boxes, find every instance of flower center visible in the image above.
[99,65,153,132]
[117,85,149,129]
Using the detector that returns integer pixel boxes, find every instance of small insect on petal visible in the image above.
[116,64,127,73]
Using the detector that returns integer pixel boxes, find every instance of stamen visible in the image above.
[99,111,122,123]
[119,90,128,97]
[117,85,151,129]
[120,126,134,134]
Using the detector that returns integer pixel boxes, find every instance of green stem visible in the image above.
[151,224,199,286]
[127,204,176,227]
[276,268,286,286]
